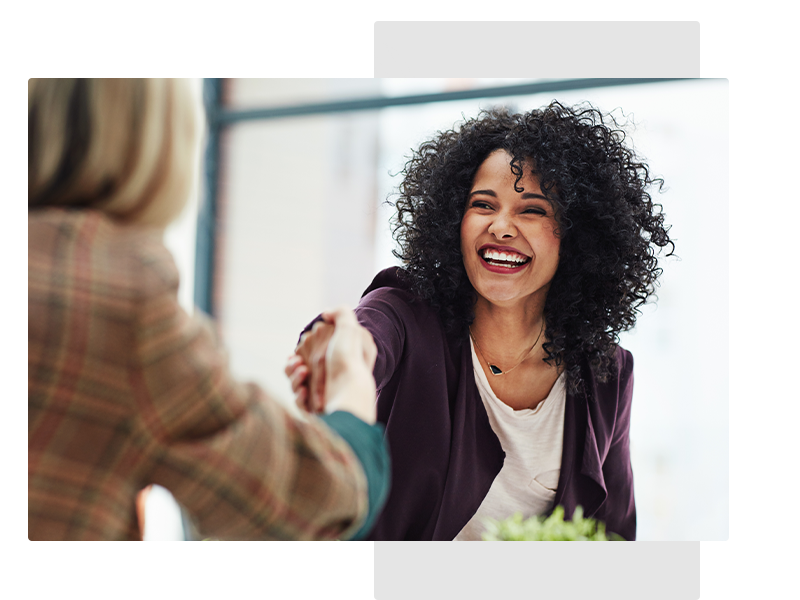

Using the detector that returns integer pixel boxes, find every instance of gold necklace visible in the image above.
[469,319,545,376]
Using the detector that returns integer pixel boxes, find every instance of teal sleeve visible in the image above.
[319,411,390,540]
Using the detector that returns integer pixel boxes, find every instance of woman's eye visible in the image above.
[523,207,546,215]
[471,201,492,210]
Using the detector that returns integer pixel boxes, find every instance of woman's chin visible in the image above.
[475,288,528,308]
[472,279,551,310]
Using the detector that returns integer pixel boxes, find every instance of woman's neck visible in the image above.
[470,296,546,364]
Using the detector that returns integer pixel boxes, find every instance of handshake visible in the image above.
[285,307,378,425]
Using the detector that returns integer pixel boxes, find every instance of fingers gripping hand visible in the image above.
[320,308,377,370]
[288,307,377,423]
[292,320,335,413]
[320,307,378,424]
[284,354,310,412]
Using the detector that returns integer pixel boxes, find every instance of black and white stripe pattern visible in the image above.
[116,10,372,78]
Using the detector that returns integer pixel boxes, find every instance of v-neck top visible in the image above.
[454,338,567,540]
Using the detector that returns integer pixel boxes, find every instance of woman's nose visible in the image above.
[488,213,516,239]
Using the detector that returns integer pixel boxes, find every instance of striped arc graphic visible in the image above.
[116,10,413,78]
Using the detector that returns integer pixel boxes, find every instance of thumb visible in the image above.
[320,305,357,327]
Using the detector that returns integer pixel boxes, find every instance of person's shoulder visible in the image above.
[29,207,169,259]
[360,267,418,307]
[614,345,634,377]
[610,345,634,407]
[359,267,436,316]
[361,266,411,295]
[591,345,633,391]
[581,345,634,400]
[29,208,178,298]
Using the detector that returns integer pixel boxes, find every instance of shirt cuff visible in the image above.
[319,411,390,540]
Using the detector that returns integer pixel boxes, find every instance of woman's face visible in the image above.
[460,149,561,309]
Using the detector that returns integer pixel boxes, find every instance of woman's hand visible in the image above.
[287,319,335,414]
[285,353,311,410]
[285,307,377,424]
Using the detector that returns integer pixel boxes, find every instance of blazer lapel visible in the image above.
[552,373,608,520]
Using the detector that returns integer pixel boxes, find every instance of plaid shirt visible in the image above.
[29,209,368,540]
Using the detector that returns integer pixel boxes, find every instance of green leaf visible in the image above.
[480,505,621,541]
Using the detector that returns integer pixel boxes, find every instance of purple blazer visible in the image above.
[311,267,636,541]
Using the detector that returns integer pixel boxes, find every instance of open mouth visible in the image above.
[479,247,532,269]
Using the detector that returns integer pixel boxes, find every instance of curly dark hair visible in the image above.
[391,101,674,394]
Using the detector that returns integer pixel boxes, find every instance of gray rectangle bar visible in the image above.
[375,50,700,78]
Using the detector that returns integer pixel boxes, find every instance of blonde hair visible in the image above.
[28,78,201,228]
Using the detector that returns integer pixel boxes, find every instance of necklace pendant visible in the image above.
[489,364,503,375]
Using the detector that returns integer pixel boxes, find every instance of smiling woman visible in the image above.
[393,104,673,392]
[290,101,674,541]
[460,150,562,413]
[461,150,561,311]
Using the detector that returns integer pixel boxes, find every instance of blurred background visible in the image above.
[150,78,728,541]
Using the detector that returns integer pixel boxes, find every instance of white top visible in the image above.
[453,338,567,541]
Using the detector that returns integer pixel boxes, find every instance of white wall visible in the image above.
[218,79,382,410]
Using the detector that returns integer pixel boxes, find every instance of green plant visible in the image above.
[480,505,625,541]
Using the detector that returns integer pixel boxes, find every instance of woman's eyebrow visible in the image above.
[469,189,548,201]
[521,192,548,200]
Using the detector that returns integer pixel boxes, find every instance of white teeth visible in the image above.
[482,249,528,264]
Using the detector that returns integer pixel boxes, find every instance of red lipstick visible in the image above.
[478,244,532,274]
[478,244,531,257]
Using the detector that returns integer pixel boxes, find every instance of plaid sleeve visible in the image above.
[130,242,369,541]
[29,212,370,540]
